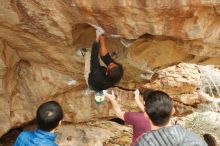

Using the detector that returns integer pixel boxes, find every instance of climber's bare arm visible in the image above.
[134,89,145,112]
[99,35,108,57]
[104,91,125,120]
[109,98,125,120]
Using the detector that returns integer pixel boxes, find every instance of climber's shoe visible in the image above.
[94,91,105,104]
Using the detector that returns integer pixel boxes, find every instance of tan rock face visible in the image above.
[144,63,209,105]
[142,63,211,115]
[0,0,219,137]
[56,121,132,146]
[176,111,220,145]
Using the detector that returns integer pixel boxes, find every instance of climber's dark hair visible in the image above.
[37,101,63,132]
[108,63,123,83]
[144,90,173,127]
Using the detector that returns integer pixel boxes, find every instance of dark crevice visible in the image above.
[110,118,125,125]
[0,120,36,146]
[0,128,21,146]
[114,85,136,92]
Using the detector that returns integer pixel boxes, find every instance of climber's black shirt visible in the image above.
[88,41,116,91]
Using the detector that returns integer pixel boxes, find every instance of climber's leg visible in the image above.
[84,49,91,85]
[84,48,105,104]
[84,25,104,86]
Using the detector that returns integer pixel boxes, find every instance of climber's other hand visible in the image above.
[103,90,116,101]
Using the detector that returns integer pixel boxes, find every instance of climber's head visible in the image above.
[106,63,123,83]
[143,90,175,127]
[37,101,63,132]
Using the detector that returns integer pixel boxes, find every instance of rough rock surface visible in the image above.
[56,121,131,146]
[144,63,204,105]
[143,63,220,115]
[175,111,220,145]
[56,112,220,146]
[0,0,220,137]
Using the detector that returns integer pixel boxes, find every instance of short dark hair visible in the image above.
[144,90,173,126]
[37,101,63,131]
[143,89,155,102]
[108,64,123,83]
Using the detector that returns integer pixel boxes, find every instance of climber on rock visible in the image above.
[83,25,124,103]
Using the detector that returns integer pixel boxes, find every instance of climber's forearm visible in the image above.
[109,99,125,120]
[135,99,145,112]
[99,35,108,57]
